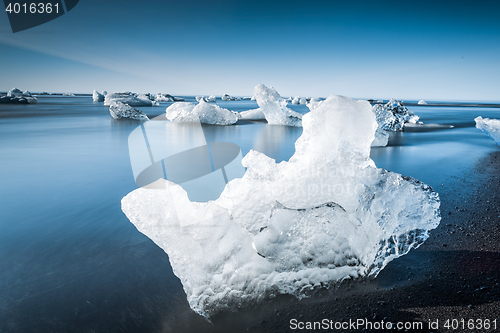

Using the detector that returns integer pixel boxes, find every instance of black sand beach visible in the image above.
[206,151,500,333]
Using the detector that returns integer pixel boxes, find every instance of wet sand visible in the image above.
[209,151,500,332]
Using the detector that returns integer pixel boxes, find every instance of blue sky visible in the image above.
[0,0,499,100]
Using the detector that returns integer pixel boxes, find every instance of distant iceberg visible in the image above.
[253,84,302,127]
[155,93,174,102]
[475,116,500,145]
[372,99,419,131]
[195,95,216,103]
[292,96,300,104]
[418,99,427,105]
[166,100,240,125]
[122,94,440,319]
[155,93,184,102]
[104,92,157,107]
[221,93,241,101]
[1,88,37,104]
[307,99,323,111]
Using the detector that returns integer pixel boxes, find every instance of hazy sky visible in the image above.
[0,0,499,100]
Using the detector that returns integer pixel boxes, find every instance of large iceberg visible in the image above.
[104,92,157,107]
[475,116,500,145]
[372,99,419,131]
[109,101,149,120]
[166,100,240,125]
[1,88,37,104]
[122,94,440,319]
[254,84,302,127]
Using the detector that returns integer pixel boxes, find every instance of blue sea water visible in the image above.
[0,96,499,332]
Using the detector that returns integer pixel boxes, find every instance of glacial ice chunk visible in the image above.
[156,93,184,102]
[7,88,25,97]
[104,92,156,107]
[93,90,105,102]
[253,84,302,126]
[221,93,241,101]
[372,128,389,147]
[239,108,266,120]
[475,116,500,145]
[372,99,419,131]
[122,94,440,318]
[195,95,216,103]
[166,100,240,125]
[292,96,300,104]
[299,98,307,105]
[155,93,174,102]
[1,88,37,104]
[307,99,323,111]
[418,99,427,105]
[109,101,149,120]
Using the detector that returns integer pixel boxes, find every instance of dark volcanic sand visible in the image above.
[207,151,500,333]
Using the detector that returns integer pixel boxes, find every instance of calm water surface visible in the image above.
[0,96,499,332]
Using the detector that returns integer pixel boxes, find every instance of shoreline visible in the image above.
[208,150,500,332]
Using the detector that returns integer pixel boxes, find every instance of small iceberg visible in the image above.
[372,98,419,131]
[122,94,440,319]
[109,101,149,120]
[475,116,500,145]
[92,90,106,102]
[166,100,240,125]
[221,93,241,101]
[372,127,389,147]
[253,84,302,127]
[239,108,266,120]
[63,92,75,96]
[195,95,216,103]
[418,99,427,105]
[104,92,157,107]
[155,93,184,102]
[0,88,37,104]
[155,93,174,102]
